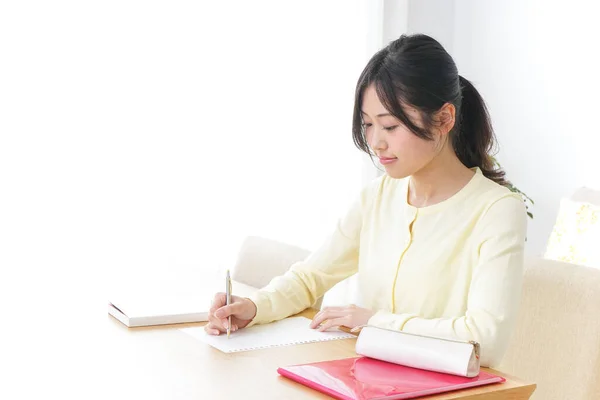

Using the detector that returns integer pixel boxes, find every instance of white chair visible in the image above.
[497,257,600,399]
[229,236,324,308]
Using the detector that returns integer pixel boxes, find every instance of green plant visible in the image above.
[491,157,535,219]
[507,182,535,219]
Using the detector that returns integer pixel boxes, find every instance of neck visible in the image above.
[408,147,475,208]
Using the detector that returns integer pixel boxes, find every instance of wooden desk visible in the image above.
[108,309,535,399]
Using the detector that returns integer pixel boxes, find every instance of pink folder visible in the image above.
[277,357,505,400]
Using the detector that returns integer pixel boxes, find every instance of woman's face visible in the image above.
[361,84,441,179]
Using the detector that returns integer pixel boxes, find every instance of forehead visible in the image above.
[361,85,420,119]
[361,85,388,115]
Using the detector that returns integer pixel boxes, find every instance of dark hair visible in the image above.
[352,33,506,185]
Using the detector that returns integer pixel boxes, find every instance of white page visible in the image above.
[180,317,355,353]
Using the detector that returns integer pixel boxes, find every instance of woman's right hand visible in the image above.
[204,293,257,335]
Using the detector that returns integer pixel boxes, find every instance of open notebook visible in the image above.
[180,317,355,353]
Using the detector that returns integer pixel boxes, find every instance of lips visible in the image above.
[378,157,397,165]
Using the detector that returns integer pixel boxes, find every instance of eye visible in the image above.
[361,122,372,129]
[383,125,399,131]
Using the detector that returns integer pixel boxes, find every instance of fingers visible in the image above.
[204,323,220,336]
[209,292,235,328]
[214,301,244,320]
[205,292,248,336]
[204,320,238,336]
[317,316,350,332]
[209,292,227,312]
[208,312,226,331]
[310,307,350,329]
[208,303,229,331]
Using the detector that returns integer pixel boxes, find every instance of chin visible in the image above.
[383,165,411,180]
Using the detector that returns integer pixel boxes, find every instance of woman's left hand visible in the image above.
[309,304,376,331]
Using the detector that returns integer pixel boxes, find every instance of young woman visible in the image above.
[204,34,527,367]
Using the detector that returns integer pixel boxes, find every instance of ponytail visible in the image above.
[454,75,506,185]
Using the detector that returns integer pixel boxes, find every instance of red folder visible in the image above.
[277,357,505,400]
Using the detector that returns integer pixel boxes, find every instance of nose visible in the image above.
[368,126,387,153]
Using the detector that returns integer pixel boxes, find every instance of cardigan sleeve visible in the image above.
[248,176,383,326]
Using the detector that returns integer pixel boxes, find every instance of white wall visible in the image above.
[383,0,409,45]
[97,1,380,294]
[1,1,383,300]
[406,0,600,256]
[407,0,454,52]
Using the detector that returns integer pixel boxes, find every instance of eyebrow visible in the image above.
[361,111,392,118]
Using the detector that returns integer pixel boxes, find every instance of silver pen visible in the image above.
[226,269,232,339]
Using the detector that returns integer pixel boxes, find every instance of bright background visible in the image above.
[1,1,599,397]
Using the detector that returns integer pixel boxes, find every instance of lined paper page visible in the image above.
[180,317,355,353]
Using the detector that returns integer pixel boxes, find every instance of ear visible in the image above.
[437,103,456,135]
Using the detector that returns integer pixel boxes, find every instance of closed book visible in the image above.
[278,356,504,400]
